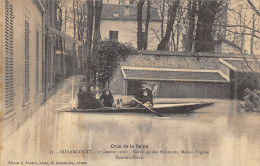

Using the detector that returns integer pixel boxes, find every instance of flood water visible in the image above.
[1,76,260,166]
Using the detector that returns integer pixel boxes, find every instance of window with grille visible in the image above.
[36,30,39,93]
[109,31,118,41]
[24,20,30,103]
[4,0,14,115]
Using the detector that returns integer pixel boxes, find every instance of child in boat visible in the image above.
[100,89,114,108]
[78,84,101,109]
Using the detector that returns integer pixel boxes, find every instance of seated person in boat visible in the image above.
[95,86,102,99]
[77,84,101,109]
[128,83,153,107]
[100,89,114,108]
[138,83,153,106]
[139,90,153,107]
[77,85,87,109]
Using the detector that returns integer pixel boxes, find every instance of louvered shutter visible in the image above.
[4,0,14,115]
[24,20,30,102]
[36,30,39,93]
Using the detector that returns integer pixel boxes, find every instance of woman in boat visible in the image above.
[100,89,114,107]
[86,84,101,109]
[78,84,101,109]
[77,85,88,109]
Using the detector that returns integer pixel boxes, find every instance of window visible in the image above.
[4,0,14,115]
[36,30,40,93]
[109,31,118,41]
[24,20,30,103]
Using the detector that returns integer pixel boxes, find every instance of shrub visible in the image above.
[95,39,136,86]
[242,88,260,112]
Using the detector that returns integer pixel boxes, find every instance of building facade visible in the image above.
[101,4,161,50]
[0,0,58,140]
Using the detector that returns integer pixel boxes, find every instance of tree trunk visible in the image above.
[250,14,255,55]
[194,1,222,52]
[86,0,94,85]
[143,0,150,50]
[73,0,77,75]
[93,0,103,54]
[161,0,165,40]
[129,0,136,5]
[157,0,180,50]
[137,0,145,50]
[92,0,103,84]
[186,0,196,51]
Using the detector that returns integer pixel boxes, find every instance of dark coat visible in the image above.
[77,89,100,109]
[139,94,153,105]
[100,90,114,107]
[138,88,153,106]
[77,87,86,109]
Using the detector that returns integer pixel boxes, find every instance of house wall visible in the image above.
[100,20,161,50]
[109,51,242,97]
[42,0,57,100]
[1,0,45,141]
[0,0,4,133]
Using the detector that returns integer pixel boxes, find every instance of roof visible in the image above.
[101,4,161,22]
[219,58,260,73]
[121,66,229,83]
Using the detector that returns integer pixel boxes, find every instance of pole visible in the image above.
[132,98,163,117]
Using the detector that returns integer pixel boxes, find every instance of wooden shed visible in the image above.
[120,66,230,99]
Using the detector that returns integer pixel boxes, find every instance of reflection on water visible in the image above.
[1,77,260,166]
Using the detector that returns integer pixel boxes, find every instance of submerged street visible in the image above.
[1,76,260,166]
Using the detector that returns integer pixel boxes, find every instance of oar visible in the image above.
[131,98,163,117]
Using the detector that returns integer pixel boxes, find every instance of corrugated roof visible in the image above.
[220,58,260,73]
[101,4,161,22]
[121,66,228,82]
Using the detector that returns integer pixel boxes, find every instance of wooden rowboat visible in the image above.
[63,102,213,114]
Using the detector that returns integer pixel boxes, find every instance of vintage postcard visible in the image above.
[0,0,259,166]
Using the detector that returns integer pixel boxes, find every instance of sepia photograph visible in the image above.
[0,0,259,165]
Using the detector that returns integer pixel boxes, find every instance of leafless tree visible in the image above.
[143,0,150,50]
[137,0,145,50]
[157,0,180,50]
[247,0,260,17]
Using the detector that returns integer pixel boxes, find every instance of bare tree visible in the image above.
[86,0,94,84]
[194,0,223,52]
[157,0,180,50]
[247,0,260,17]
[137,0,145,50]
[93,0,103,61]
[143,0,150,50]
[129,0,137,4]
[185,0,196,51]
[161,0,165,40]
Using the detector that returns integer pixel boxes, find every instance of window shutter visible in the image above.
[36,30,39,93]
[24,20,30,102]
[4,0,14,115]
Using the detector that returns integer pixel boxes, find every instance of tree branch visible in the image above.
[247,0,260,17]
